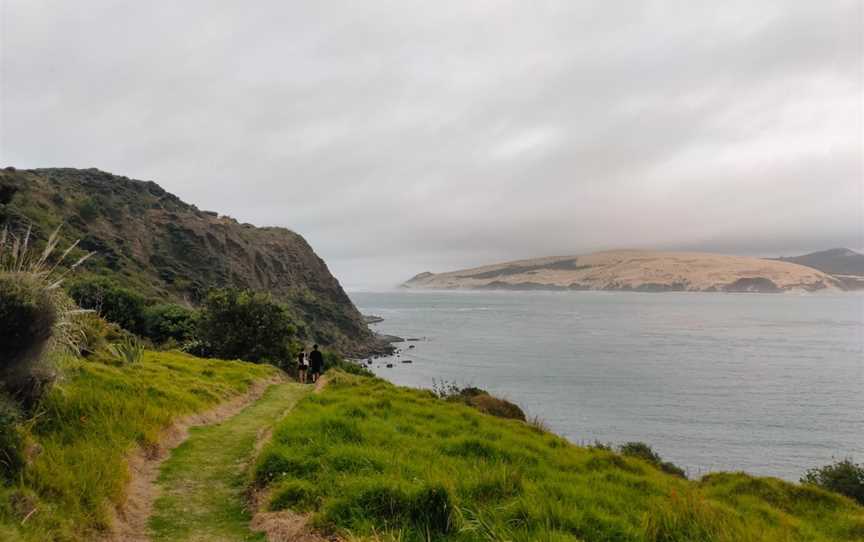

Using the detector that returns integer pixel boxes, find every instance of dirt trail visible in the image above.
[106,376,285,542]
[146,382,310,541]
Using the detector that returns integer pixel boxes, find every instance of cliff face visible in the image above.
[0,167,377,354]
[403,250,844,293]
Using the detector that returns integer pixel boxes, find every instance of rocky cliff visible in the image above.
[0,167,378,354]
[403,250,844,293]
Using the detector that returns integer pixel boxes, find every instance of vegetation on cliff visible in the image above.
[0,167,375,354]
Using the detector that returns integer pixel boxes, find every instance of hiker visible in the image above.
[297,349,308,384]
[309,344,324,383]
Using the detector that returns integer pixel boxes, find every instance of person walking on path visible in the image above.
[297,349,308,384]
[309,344,324,383]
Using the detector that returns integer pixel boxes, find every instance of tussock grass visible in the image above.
[0,350,277,541]
[256,371,864,541]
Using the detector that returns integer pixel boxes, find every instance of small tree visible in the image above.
[197,288,295,366]
[801,459,864,505]
[67,277,147,334]
[143,303,197,344]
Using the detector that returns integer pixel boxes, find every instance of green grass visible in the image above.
[0,351,278,541]
[255,371,864,542]
[149,382,309,541]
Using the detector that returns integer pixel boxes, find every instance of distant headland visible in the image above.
[402,249,864,293]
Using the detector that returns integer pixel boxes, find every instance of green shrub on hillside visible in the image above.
[432,381,526,421]
[142,303,197,344]
[0,274,58,395]
[620,442,687,478]
[197,288,296,366]
[322,351,373,377]
[0,226,90,405]
[802,459,864,505]
[73,312,125,358]
[67,277,147,335]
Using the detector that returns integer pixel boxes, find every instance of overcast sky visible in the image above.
[1,1,861,288]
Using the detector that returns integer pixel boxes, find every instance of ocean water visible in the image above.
[350,290,864,480]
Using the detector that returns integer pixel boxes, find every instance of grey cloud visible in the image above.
[1,0,860,289]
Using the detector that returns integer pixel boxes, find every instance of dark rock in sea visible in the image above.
[632,282,688,293]
[386,363,394,368]
[376,333,405,343]
[723,277,781,293]
[408,345,415,349]
[406,338,422,342]
[401,359,413,364]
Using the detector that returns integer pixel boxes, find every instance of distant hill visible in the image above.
[776,248,864,290]
[403,250,844,293]
[0,167,379,354]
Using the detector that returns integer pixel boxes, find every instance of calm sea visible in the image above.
[349,290,863,480]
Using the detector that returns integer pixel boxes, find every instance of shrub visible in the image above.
[197,288,295,365]
[433,382,526,421]
[142,303,197,344]
[322,351,373,377]
[107,336,145,365]
[465,393,526,421]
[619,442,686,478]
[0,226,90,404]
[67,277,147,334]
[0,274,57,390]
[73,312,128,358]
[801,459,864,505]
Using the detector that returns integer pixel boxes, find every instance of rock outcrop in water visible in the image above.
[402,250,844,293]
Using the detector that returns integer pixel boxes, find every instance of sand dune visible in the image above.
[403,250,843,293]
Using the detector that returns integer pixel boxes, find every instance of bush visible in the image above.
[0,274,57,393]
[433,382,526,421]
[67,277,147,334]
[142,303,197,344]
[323,351,373,377]
[197,288,295,365]
[0,226,91,405]
[73,312,125,358]
[801,459,864,505]
[107,336,145,365]
[464,394,526,421]
[619,442,686,478]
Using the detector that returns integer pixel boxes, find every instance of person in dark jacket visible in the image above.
[309,344,324,383]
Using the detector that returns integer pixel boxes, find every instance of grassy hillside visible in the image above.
[255,372,864,541]
[0,167,377,354]
[0,351,278,541]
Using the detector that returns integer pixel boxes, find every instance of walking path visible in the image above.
[147,383,309,541]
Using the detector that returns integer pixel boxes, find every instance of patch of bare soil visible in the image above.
[103,375,284,542]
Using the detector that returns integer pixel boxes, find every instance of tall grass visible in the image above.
[255,371,864,541]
